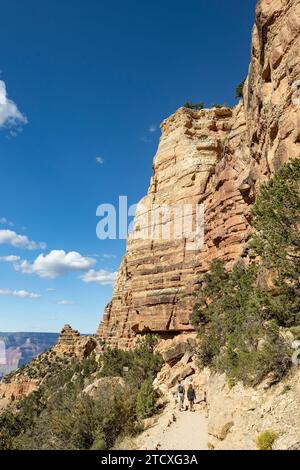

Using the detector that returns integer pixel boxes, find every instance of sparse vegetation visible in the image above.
[256,430,278,450]
[290,326,300,339]
[235,79,246,98]
[136,379,159,419]
[99,334,164,388]
[0,335,164,450]
[280,384,291,395]
[227,377,236,390]
[183,101,205,110]
[192,159,300,386]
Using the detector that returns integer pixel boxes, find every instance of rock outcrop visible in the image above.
[97,0,300,348]
[0,379,39,410]
[53,324,97,358]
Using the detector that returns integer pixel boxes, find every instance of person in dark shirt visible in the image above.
[187,383,196,411]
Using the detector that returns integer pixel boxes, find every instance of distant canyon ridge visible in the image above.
[0,332,58,378]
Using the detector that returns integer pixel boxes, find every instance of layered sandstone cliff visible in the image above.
[97,0,300,347]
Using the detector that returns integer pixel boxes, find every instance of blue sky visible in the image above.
[0,0,256,333]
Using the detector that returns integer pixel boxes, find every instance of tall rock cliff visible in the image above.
[97,0,300,348]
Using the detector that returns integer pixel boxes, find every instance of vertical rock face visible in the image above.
[97,0,300,348]
[246,0,300,180]
[98,108,238,347]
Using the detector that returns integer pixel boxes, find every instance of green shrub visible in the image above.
[99,348,130,378]
[136,379,158,419]
[280,384,291,395]
[256,430,278,450]
[290,326,300,339]
[192,160,300,386]
[99,335,163,389]
[183,101,204,110]
[235,79,246,98]
[227,377,235,390]
[90,434,106,450]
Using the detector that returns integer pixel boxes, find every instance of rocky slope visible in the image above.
[97,0,300,348]
[0,326,99,409]
[150,334,300,450]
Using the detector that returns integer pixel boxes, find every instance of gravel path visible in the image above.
[139,407,208,450]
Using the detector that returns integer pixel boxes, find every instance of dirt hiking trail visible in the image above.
[138,405,208,450]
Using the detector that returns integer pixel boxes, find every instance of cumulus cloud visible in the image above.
[0,250,115,285]
[10,250,97,279]
[0,288,41,299]
[0,80,27,129]
[96,156,104,165]
[57,300,75,305]
[0,230,46,250]
[80,269,117,285]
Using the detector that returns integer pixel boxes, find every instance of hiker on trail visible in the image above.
[176,379,185,411]
[187,383,196,411]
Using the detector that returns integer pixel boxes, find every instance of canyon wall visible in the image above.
[97,0,300,348]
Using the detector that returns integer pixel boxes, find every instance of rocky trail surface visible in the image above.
[138,403,208,451]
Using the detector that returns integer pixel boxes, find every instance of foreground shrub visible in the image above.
[99,335,163,389]
[136,379,159,419]
[90,434,106,450]
[256,430,278,450]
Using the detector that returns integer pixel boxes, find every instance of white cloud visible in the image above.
[57,299,75,305]
[0,80,27,129]
[12,250,96,279]
[0,288,41,299]
[46,287,56,292]
[0,229,46,250]
[80,269,117,285]
[96,156,104,165]
[0,255,21,263]
[148,124,156,133]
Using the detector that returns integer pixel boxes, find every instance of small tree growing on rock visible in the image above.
[235,79,246,98]
[183,101,205,110]
[136,379,159,419]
